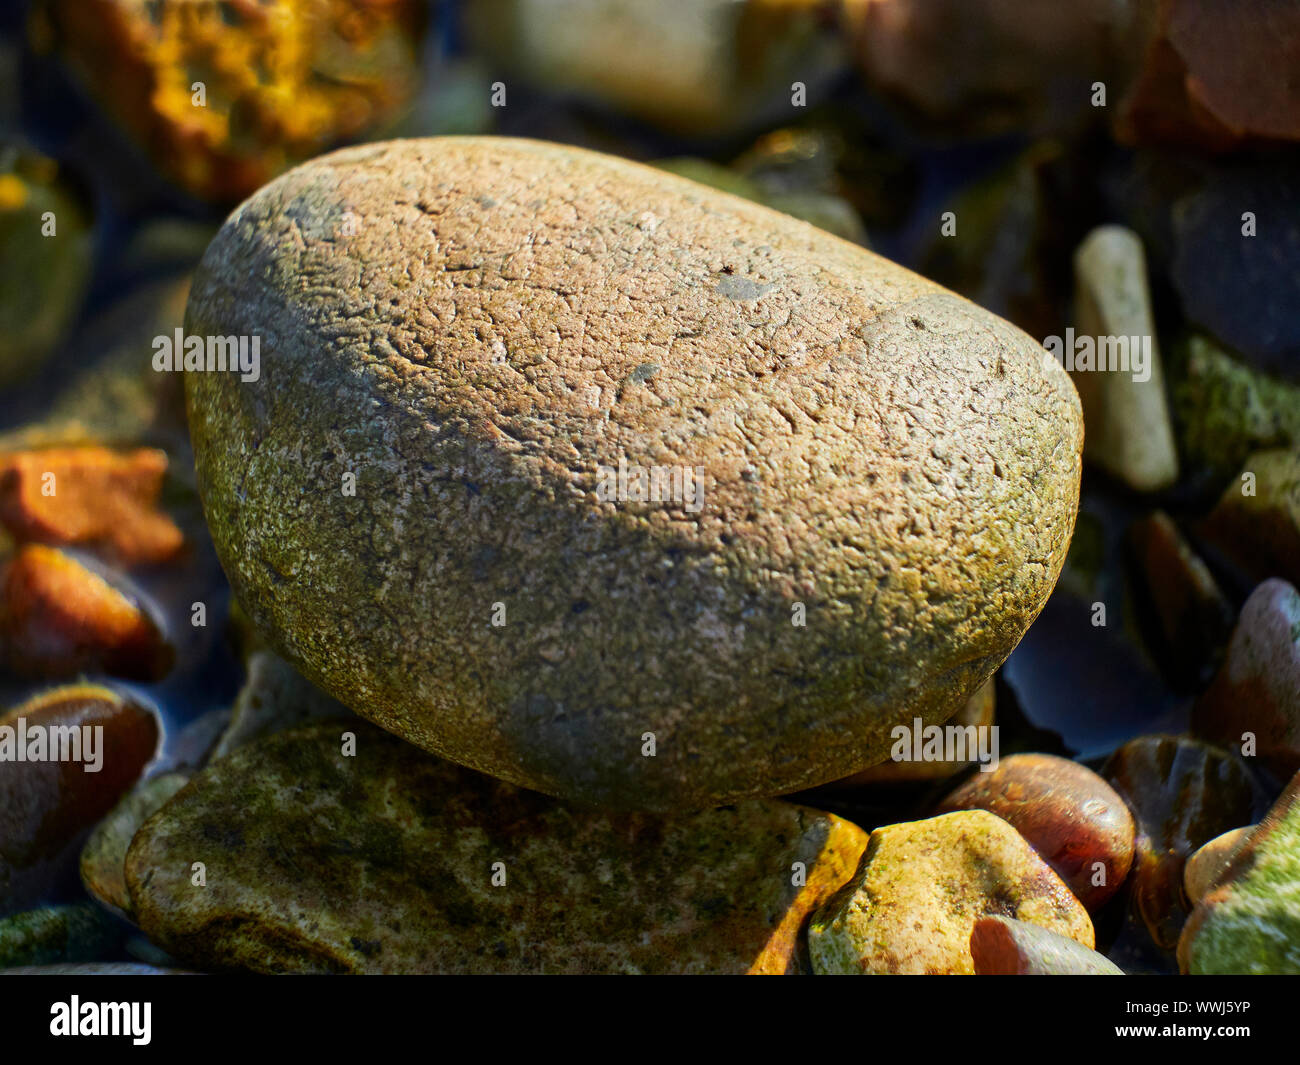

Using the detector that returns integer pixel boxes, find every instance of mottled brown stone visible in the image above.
[184,136,1083,811]
[1193,579,1300,778]
[0,686,159,915]
[1103,735,1255,950]
[125,722,868,974]
[937,753,1134,909]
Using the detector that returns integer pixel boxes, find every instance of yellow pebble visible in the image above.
[0,173,29,211]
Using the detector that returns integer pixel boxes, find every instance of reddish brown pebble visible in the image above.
[937,753,1134,909]
[1193,578,1300,779]
[1128,510,1233,688]
[0,446,183,566]
[0,685,159,914]
[0,544,173,681]
[971,915,1123,975]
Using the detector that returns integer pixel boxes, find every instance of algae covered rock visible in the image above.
[0,903,122,968]
[1179,772,1300,974]
[125,722,868,974]
[185,135,1083,810]
[807,810,1094,975]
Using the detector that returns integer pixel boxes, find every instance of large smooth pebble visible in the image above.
[185,136,1083,810]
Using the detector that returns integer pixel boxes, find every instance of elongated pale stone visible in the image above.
[185,136,1082,810]
[1071,225,1178,492]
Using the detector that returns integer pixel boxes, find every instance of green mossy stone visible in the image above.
[1201,447,1300,587]
[184,136,1082,811]
[0,903,122,968]
[1170,334,1300,487]
[1180,774,1300,974]
[125,722,868,974]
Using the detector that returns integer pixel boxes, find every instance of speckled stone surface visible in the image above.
[125,722,868,974]
[807,809,1094,974]
[185,136,1082,810]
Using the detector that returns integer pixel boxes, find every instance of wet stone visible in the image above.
[1179,772,1300,974]
[0,685,158,915]
[1183,826,1255,907]
[1103,735,1256,951]
[0,545,173,681]
[1193,579,1300,779]
[937,753,1135,910]
[971,915,1124,975]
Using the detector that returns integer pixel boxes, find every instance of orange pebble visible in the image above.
[0,544,173,681]
[0,447,184,566]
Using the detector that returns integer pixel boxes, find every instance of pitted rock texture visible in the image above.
[125,722,868,975]
[185,136,1083,810]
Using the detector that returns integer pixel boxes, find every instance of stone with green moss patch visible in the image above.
[184,136,1082,811]
[126,721,868,974]
[1180,773,1300,974]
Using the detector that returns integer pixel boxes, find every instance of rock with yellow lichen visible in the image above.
[808,810,1095,974]
[37,0,424,203]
